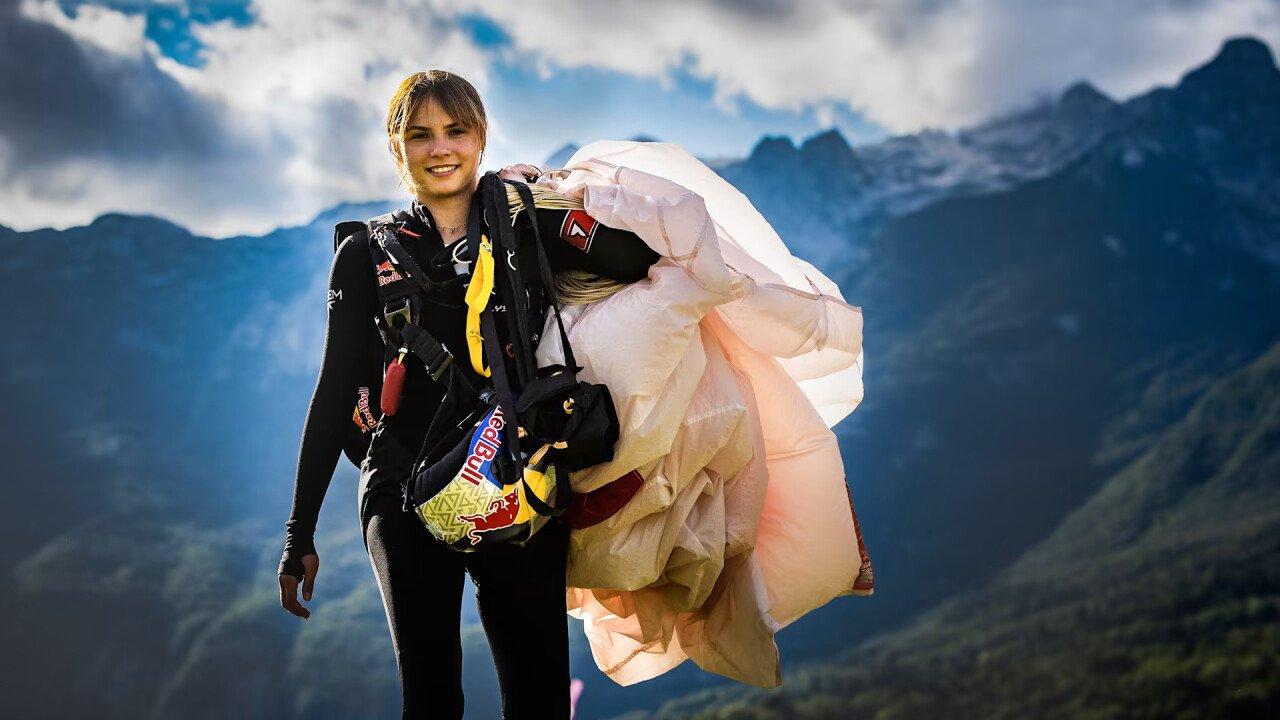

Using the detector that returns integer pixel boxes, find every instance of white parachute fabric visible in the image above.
[534,141,873,688]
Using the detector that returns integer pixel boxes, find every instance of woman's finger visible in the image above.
[278,574,310,619]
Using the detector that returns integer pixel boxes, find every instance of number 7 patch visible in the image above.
[559,209,599,253]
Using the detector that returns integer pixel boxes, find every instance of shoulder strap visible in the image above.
[368,211,467,302]
[481,173,537,389]
[467,175,530,466]
[333,220,366,253]
[511,181,580,374]
[363,212,416,343]
[363,211,467,386]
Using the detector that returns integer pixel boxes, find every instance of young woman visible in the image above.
[276,70,657,719]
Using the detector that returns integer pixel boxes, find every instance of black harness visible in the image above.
[334,172,580,518]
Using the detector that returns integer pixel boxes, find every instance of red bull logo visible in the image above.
[457,487,521,545]
[376,260,403,286]
[459,406,507,488]
[351,386,378,433]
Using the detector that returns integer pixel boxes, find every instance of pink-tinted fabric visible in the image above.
[533,141,873,688]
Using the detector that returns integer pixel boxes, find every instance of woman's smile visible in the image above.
[428,163,459,177]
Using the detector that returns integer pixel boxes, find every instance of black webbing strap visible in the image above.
[451,183,523,471]
[372,215,467,301]
[362,216,416,341]
[482,174,537,389]
[511,181,579,373]
[487,308,536,483]
[508,180,577,517]
[364,213,469,384]
[399,323,454,382]
[475,179,569,516]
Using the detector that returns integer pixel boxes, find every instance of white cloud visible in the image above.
[3,0,1279,236]
[20,0,149,58]
[166,0,499,233]
[465,0,1280,130]
[3,0,496,236]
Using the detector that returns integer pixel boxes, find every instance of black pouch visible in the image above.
[515,364,619,472]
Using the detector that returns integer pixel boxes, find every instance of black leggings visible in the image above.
[358,442,571,720]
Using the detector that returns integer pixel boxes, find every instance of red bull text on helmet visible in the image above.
[460,406,507,488]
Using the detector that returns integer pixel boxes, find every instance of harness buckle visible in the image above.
[383,297,412,332]
[426,346,454,382]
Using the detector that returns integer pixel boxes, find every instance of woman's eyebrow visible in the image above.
[407,122,463,132]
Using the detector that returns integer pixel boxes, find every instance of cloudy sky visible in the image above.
[2,0,1279,236]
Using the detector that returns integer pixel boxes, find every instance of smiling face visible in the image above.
[400,96,483,204]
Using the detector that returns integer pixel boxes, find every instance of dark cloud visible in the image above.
[0,0,478,234]
[0,0,230,174]
[707,0,798,19]
[832,0,958,46]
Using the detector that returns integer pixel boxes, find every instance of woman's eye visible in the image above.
[450,128,465,136]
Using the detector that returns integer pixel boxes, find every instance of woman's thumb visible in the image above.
[302,555,319,601]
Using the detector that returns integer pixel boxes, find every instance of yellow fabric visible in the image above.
[513,463,555,524]
[464,234,495,377]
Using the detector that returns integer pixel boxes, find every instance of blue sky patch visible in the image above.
[455,12,512,49]
[56,0,254,67]
[485,49,885,165]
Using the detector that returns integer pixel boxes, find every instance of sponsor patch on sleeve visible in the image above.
[352,386,379,433]
[559,210,599,253]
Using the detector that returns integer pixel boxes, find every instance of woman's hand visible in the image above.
[278,553,319,620]
[499,163,544,183]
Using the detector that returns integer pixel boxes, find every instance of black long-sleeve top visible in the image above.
[279,195,658,578]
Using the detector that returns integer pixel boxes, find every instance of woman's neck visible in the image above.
[416,188,474,234]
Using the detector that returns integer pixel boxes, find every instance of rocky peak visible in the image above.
[799,128,866,183]
[1056,81,1116,117]
[746,134,799,166]
[1177,36,1280,101]
[800,127,855,160]
[1206,36,1277,76]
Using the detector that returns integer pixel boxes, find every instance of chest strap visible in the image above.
[365,211,467,385]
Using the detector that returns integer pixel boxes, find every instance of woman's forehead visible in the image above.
[410,97,463,128]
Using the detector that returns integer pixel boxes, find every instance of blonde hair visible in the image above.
[385,70,488,195]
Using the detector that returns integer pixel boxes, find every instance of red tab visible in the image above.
[560,469,644,529]
[381,358,406,416]
[559,210,599,252]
